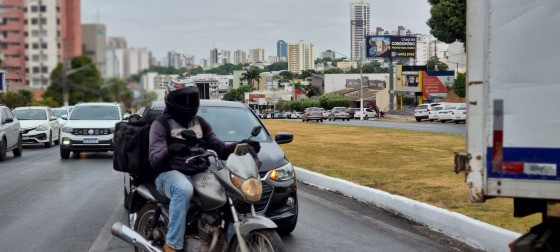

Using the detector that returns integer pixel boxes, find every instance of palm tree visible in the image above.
[241,67,262,90]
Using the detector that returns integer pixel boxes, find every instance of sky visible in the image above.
[81,0,432,62]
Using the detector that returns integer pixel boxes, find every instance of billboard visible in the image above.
[366,36,417,58]
[421,71,455,101]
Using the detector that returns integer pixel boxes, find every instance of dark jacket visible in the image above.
[148,114,236,176]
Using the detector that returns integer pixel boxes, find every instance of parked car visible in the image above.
[283,111,292,119]
[328,107,351,121]
[323,110,330,119]
[290,112,303,119]
[0,105,23,160]
[437,104,462,123]
[414,103,441,122]
[353,108,377,120]
[428,105,444,122]
[302,107,323,122]
[125,100,298,235]
[453,105,467,124]
[13,107,60,147]
[59,102,124,159]
[347,108,360,119]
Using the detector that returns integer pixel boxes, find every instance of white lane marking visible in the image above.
[299,190,448,249]
[89,198,128,252]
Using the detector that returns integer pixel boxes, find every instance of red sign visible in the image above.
[421,72,447,100]
[249,94,265,101]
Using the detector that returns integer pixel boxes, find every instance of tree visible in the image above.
[299,69,317,79]
[279,71,294,82]
[101,78,134,107]
[43,55,102,105]
[427,0,466,44]
[323,68,344,74]
[32,97,60,107]
[240,67,262,89]
[319,93,351,110]
[452,72,466,98]
[303,85,322,98]
[427,57,449,71]
[223,85,253,102]
[205,63,243,75]
[264,62,288,72]
[0,90,33,109]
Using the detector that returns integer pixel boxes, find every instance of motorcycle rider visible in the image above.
[149,81,259,251]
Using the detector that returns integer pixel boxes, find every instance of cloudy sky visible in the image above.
[82,0,432,62]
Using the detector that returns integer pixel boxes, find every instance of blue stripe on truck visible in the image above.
[486,147,560,181]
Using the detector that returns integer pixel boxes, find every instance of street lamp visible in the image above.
[331,51,365,120]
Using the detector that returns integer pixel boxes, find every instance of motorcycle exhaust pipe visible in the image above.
[111,222,162,252]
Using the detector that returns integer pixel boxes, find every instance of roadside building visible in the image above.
[287,40,314,73]
[324,73,390,111]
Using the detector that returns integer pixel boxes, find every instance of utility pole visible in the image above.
[62,59,70,107]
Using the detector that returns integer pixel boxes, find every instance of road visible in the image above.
[0,146,477,252]
[275,118,466,135]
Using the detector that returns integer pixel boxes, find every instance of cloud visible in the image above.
[82,0,431,62]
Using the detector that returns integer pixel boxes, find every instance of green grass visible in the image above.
[264,120,540,233]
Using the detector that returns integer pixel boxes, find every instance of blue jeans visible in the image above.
[155,170,194,250]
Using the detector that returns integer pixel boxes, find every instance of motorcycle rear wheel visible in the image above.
[228,229,285,252]
[134,204,168,252]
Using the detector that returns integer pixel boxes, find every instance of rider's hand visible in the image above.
[168,143,189,157]
[247,140,261,153]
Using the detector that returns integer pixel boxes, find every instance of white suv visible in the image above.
[59,103,124,159]
[0,106,23,161]
[13,106,60,147]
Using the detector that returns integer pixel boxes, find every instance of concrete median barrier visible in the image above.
[295,167,520,252]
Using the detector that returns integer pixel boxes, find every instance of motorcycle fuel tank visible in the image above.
[192,172,227,211]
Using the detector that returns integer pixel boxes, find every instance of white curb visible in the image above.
[295,167,521,252]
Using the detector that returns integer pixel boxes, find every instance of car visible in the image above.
[437,104,463,123]
[282,111,292,119]
[414,103,441,122]
[13,106,60,147]
[353,108,377,120]
[328,107,351,121]
[52,107,72,125]
[428,105,444,122]
[346,108,360,119]
[302,107,323,122]
[323,110,331,119]
[290,112,303,119]
[320,108,327,119]
[59,102,125,159]
[125,100,298,235]
[453,105,467,124]
[0,105,23,160]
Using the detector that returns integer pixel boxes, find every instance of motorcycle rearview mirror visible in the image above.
[181,129,198,140]
[251,126,262,137]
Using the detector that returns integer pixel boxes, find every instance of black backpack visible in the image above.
[113,112,170,183]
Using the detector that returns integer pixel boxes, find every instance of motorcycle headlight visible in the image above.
[268,162,295,181]
[36,124,48,131]
[230,174,262,203]
[62,127,73,133]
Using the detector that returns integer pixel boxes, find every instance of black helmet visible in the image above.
[164,80,200,119]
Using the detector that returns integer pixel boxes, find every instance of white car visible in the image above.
[290,112,303,119]
[437,104,462,123]
[453,105,467,124]
[59,102,124,159]
[0,105,23,160]
[414,103,442,122]
[353,108,377,120]
[428,105,444,122]
[13,107,60,147]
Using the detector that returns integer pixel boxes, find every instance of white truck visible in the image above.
[455,1,560,251]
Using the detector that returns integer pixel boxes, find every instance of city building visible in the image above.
[219,50,230,64]
[350,0,370,61]
[108,37,127,49]
[446,42,466,73]
[60,0,82,59]
[375,27,385,35]
[200,58,208,68]
[336,61,358,70]
[232,70,247,89]
[167,50,184,69]
[82,23,107,76]
[320,50,336,60]
[287,41,314,73]
[0,0,26,89]
[248,48,265,63]
[267,56,278,63]
[276,40,287,60]
[209,48,218,66]
[233,50,246,65]
[415,34,448,65]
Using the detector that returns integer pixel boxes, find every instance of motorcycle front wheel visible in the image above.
[228,229,285,252]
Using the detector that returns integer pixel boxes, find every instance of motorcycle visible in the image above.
[111,126,285,252]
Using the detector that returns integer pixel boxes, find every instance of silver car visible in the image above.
[302,107,323,122]
[0,106,23,160]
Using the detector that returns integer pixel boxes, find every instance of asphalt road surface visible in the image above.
[0,146,477,251]
[275,118,466,135]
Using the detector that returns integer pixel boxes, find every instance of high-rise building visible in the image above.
[108,37,127,49]
[0,0,26,89]
[276,40,287,59]
[219,50,231,64]
[350,0,370,61]
[167,50,184,69]
[210,48,218,66]
[288,41,314,73]
[415,34,448,65]
[82,24,107,76]
[320,50,336,60]
[60,0,82,59]
[248,49,265,63]
[233,50,246,65]
[375,27,384,36]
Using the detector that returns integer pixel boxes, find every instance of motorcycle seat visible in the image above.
[137,182,171,205]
